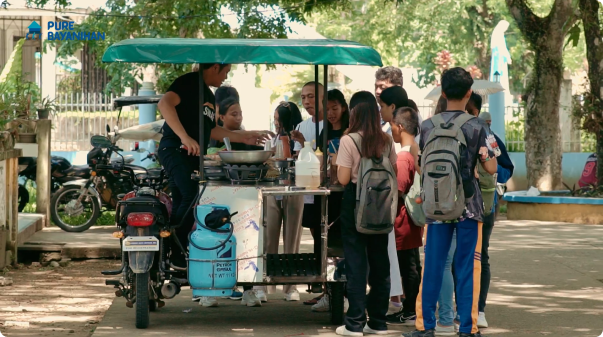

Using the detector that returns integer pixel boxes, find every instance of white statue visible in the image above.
[490,20,512,91]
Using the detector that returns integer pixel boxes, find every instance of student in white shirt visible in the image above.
[290,82,324,151]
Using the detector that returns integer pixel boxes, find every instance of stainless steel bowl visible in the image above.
[218,150,273,165]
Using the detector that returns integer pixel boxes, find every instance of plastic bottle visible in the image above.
[295,141,320,188]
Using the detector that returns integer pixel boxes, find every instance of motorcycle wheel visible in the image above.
[51,185,101,232]
[135,272,150,329]
[18,184,29,212]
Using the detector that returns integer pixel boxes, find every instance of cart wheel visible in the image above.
[328,282,345,325]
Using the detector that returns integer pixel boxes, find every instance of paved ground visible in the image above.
[14,219,603,337]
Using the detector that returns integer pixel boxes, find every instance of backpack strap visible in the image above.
[348,133,363,157]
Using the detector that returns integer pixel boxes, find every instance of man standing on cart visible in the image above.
[157,63,267,271]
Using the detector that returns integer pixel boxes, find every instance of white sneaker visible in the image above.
[192,297,200,302]
[199,296,218,307]
[477,311,488,328]
[363,324,389,335]
[284,289,300,301]
[435,322,456,336]
[387,301,402,315]
[241,290,261,307]
[256,289,268,303]
[312,294,330,312]
[335,326,362,336]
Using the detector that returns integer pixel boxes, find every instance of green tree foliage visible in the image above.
[27,0,345,94]
[307,0,585,93]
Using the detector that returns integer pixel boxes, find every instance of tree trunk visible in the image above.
[579,0,603,185]
[506,0,576,190]
[524,40,564,190]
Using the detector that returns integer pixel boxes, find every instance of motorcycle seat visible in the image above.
[135,169,163,180]
[65,165,90,177]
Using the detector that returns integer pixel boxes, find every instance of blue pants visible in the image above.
[437,229,456,326]
[416,219,482,334]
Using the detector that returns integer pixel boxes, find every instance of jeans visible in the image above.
[479,212,495,312]
[158,147,199,262]
[437,229,457,326]
[341,184,390,332]
[397,248,421,313]
[415,220,482,335]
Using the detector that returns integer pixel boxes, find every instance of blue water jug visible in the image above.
[188,204,237,298]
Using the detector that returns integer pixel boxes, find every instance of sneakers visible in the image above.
[387,301,403,315]
[284,289,300,301]
[241,290,262,307]
[435,322,456,336]
[304,294,323,305]
[335,326,362,336]
[191,297,200,302]
[363,324,389,335]
[311,294,330,312]
[402,329,435,337]
[459,333,482,337]
[229,288,243,300]
[199,296,218,307]
[477,312,488,328]
[255,289,268,303]
[385,310,416,326]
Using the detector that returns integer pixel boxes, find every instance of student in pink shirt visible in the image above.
[335,95,397,336]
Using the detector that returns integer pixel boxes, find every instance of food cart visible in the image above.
[102,38,383,325]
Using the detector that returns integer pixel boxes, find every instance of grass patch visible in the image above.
[499,204,507,214]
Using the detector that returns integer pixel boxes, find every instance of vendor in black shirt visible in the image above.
[157,64,266,268]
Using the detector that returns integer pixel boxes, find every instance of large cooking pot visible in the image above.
[218,150,273,165]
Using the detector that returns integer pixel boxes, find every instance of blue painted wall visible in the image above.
[506,152,590,191]
[51,151,155,168]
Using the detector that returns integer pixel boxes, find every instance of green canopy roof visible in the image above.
[102,38,383,66]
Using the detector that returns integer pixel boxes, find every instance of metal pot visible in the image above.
[218,150,273,165]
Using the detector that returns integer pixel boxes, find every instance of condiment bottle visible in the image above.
[280,135,292,158]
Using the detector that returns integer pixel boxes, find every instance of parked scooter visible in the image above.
[102,165,175,329]
[50,127,140,232]
[17,156,91,212]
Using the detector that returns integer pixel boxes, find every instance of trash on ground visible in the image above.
[182,308,192,313]
[232,328,253,332]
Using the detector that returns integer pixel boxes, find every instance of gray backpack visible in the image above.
[421,113,474,221]
[349,133,398,235]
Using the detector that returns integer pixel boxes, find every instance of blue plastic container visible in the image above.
[188,204,237,298]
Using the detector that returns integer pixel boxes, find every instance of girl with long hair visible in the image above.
[248,101,305,306]
[335,101,398,336]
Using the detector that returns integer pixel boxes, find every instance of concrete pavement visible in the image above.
[93,219,603,337]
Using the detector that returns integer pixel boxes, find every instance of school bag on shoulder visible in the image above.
[420,113,474,221]
[478,164,496,216]
[349,133,398,235]
[399,147,425,227]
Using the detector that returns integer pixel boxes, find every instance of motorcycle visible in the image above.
[102,164,175,329]
[50,126,145,232]
[17,156,91,212]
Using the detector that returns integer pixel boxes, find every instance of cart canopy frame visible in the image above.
[102,38,383,66]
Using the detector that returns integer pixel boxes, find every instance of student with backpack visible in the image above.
[385,107,425,327]
[404,67,499,337]
[335,101,398,336]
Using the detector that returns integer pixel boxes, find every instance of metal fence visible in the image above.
[51,93,141,152]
